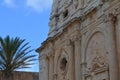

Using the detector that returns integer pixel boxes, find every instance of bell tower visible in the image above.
[48,0,81,37]
[48,0,58,37]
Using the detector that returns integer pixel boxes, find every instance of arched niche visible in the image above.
[55,49,69,80]
[85,32,107,68]
[60,57,68,71]
[84,31,110,80]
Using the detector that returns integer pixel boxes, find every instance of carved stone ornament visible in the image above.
[72,35,81,42]
[88,56,108,72]
[111,7,120,16]
[103,13,117,23]
[103,6,120,23]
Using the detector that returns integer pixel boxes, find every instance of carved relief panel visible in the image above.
[84,32,110,80]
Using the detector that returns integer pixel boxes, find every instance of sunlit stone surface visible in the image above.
[36,0,120,80]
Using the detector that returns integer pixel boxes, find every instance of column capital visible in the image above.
[111,7,120,16]
[65,39,73,46]
[103,13,117,24]
[39,53,47,60]
[72,35,81,42]
[103,6,120,24]
[46,48,54,59]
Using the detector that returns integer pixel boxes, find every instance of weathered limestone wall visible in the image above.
[0,71,39,80]
[37,0,120,80]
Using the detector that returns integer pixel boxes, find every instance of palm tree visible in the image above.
[0,36,36,80]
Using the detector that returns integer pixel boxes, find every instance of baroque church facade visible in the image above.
[36,0,120,80]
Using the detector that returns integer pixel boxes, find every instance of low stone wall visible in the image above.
[0,71,39,80]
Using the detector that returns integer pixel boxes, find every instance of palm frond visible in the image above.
[0,36,37,77]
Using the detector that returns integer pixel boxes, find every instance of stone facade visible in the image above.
[36,0,120,80]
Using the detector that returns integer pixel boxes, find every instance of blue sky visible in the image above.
[0,0,53,72]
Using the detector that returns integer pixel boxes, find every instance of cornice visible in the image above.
[36,17,81,53]
[36,1,120,53]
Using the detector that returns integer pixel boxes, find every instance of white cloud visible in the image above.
[1,0,53,13]
[26,0,53,13]
[3,0,16,7]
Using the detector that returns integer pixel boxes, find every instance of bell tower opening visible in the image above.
[63,10,68,18]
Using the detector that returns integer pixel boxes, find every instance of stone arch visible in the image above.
[54,48,69,71]
[82,27,108,63]
[84,31,106,62]
[82,28,110,80]
[57,50,69,72]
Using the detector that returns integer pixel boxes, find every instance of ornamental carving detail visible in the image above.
[103,13,116,23]
[89,56,108,72]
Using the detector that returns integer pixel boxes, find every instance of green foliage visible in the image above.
[0,36,36,78]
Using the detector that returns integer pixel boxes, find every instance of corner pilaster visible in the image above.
[103,13,119,80]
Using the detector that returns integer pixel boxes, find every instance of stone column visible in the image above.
[81,62,87,80]
[73,36,82,80]
[53,50,58,80]
[65,39,74,80]
[39,53,48,80]
[53,74,57,80]
[48,53,54,80]
[104,13,119,80]
[80,33,86,80]
[113,8,120,77]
